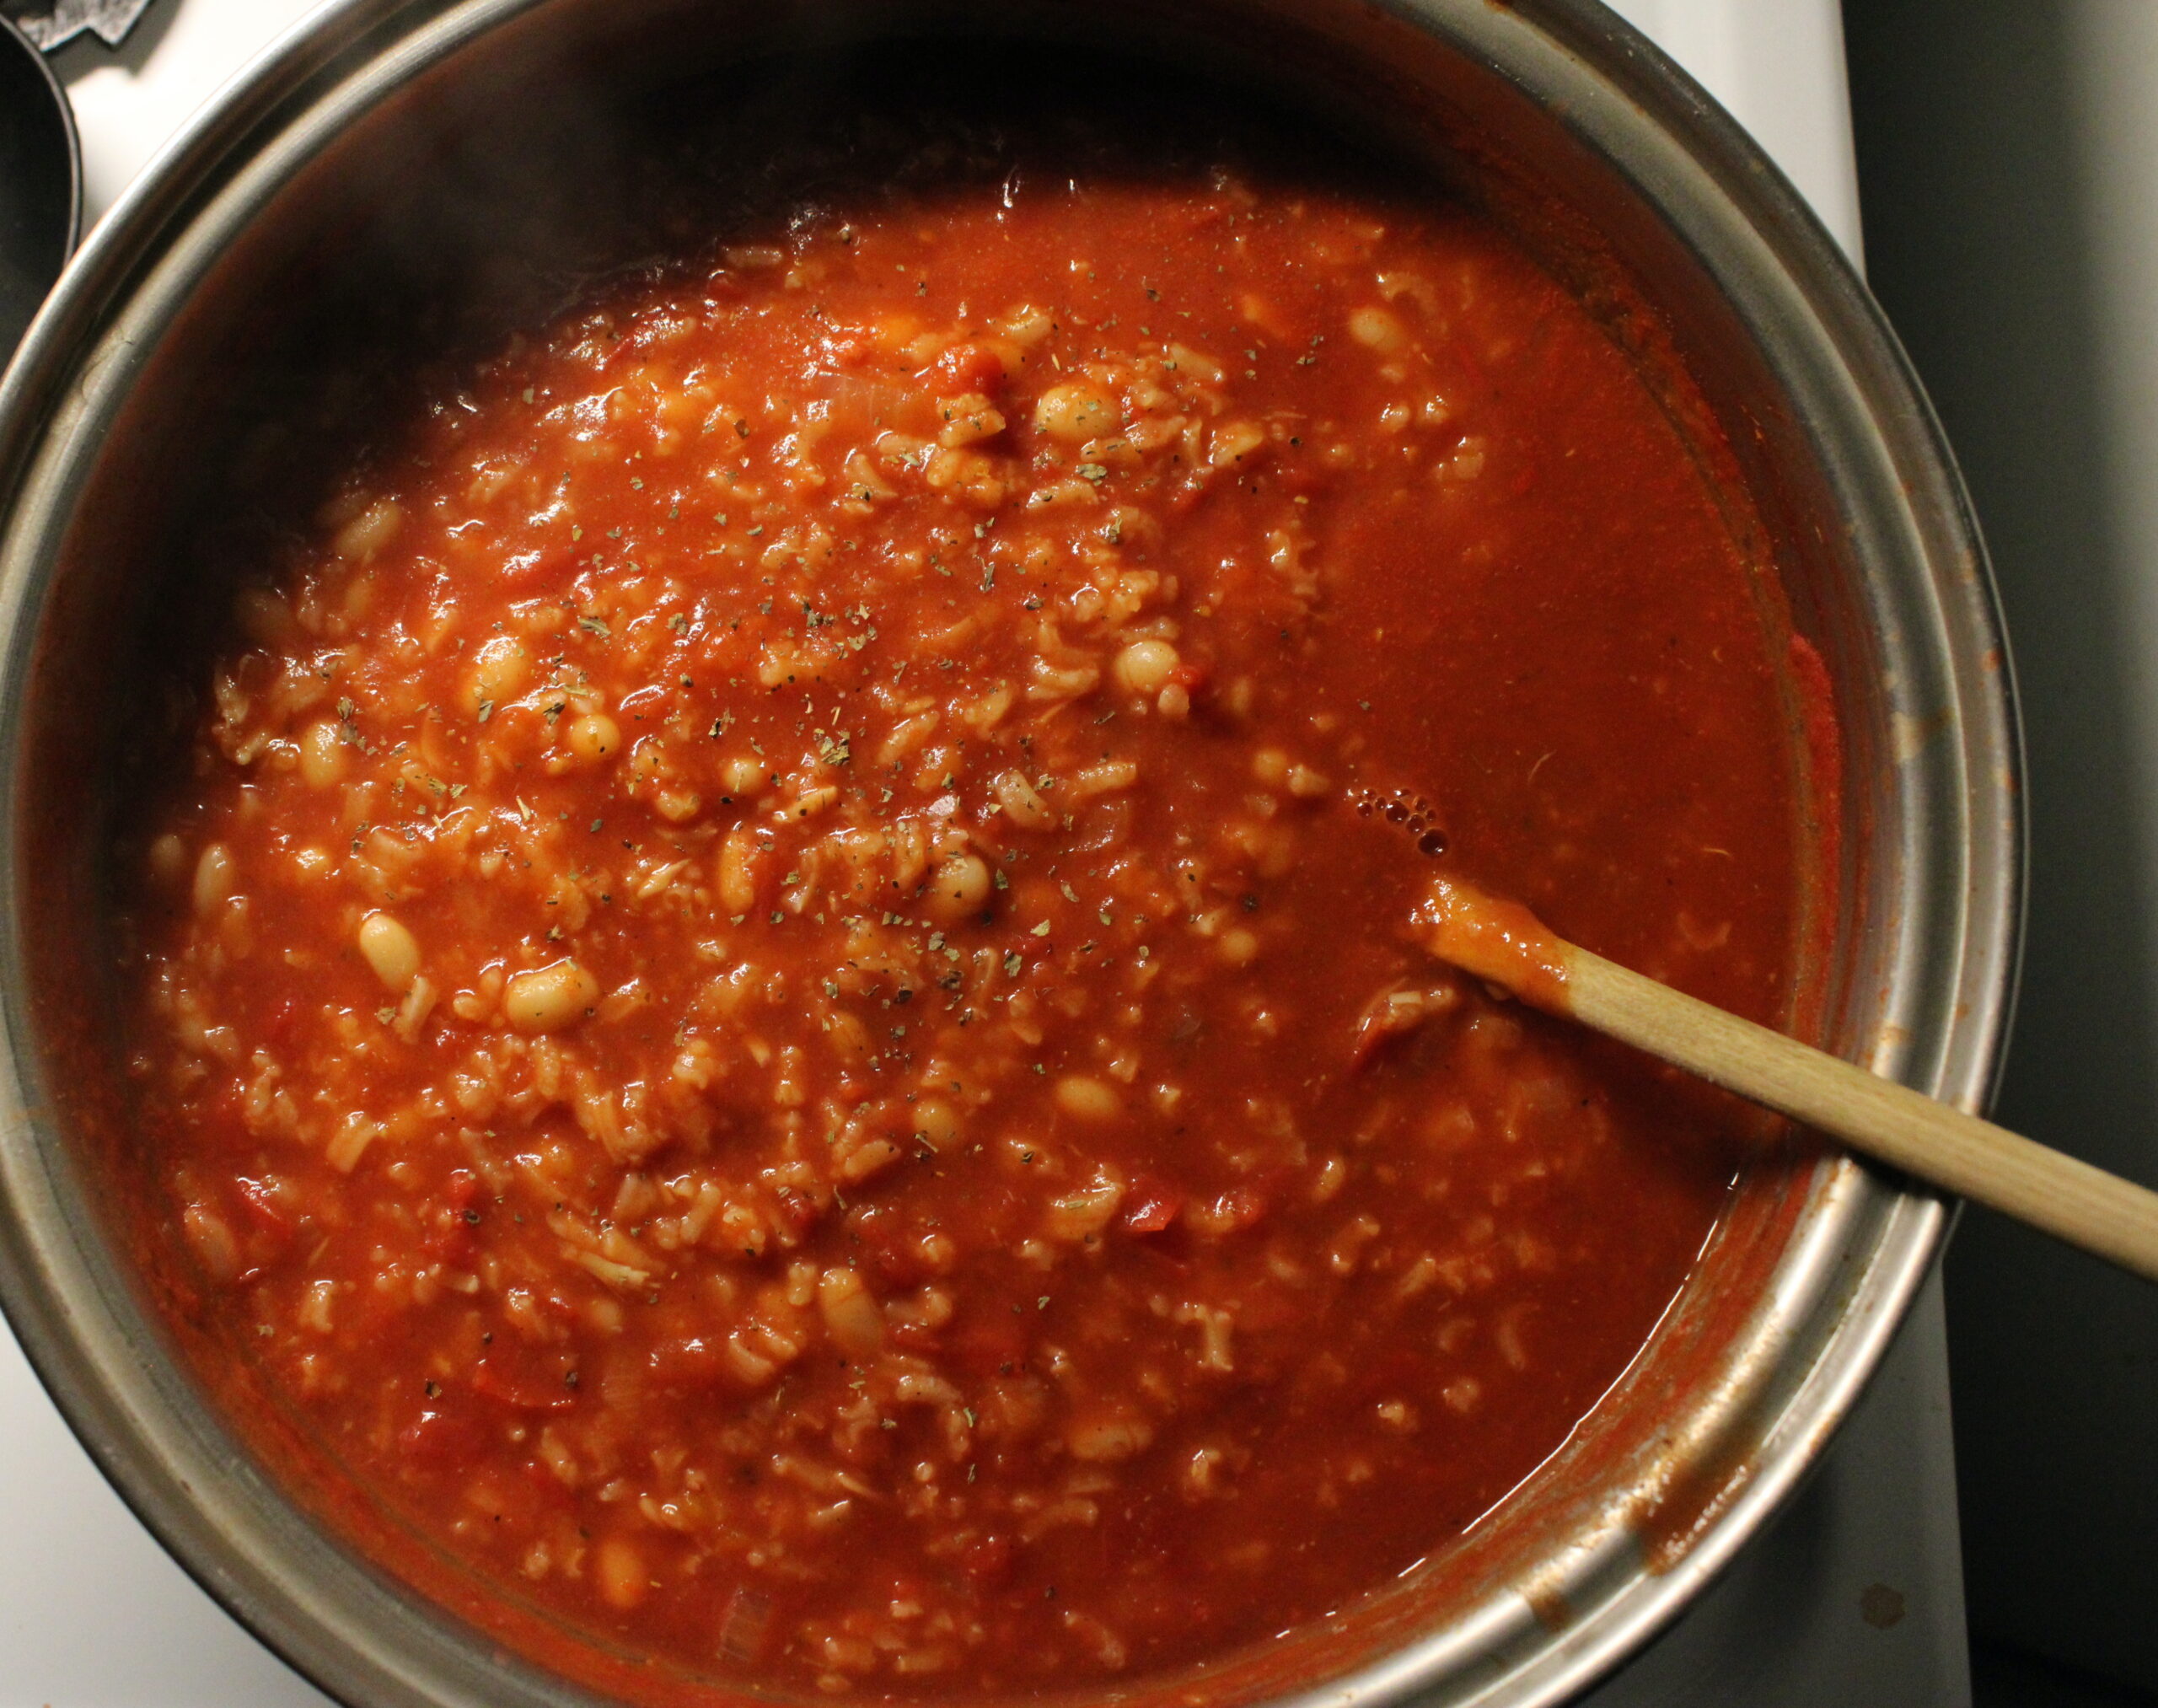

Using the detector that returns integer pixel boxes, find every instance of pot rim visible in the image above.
[0,10,83,264]
[0,3,2023,1706]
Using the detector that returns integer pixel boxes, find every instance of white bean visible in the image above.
[818,1266,884,1358]
[192,843,234,918]
[357,911,421,991]
[595,1536,647,1610]
[993,770,1057,832]
[1349,306,1409,353]
[1055,1075,1121,1121]
[921,852,991,923]
[333,497,403,563]
[464,635,529,713]
[1112,640,1180,698]
[1033,382,1118,444]
[299,719,347,788]
[504,959,599,1033]
[564,712,620,764]
[911,1095,962,1151]
[147,832,188,889]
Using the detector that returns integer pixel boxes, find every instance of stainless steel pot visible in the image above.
[0,3,2020,1705]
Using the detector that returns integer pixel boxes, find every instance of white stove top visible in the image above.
[0,3,1969,1702]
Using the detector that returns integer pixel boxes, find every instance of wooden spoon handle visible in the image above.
[1416,877,2158,1284]
[1567,946,2158,1281]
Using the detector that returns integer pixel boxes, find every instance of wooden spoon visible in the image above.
[1416,875,2158,1284]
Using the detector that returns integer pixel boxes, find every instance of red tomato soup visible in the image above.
[119,130,1808,1696]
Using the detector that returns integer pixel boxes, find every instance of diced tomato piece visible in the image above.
[259,996,303,1050]
[717,1586,774,1663]
[422,1216,475,1265]
[957,1532,1014,1591]
[888,1318,943,1355]
[471,1345,582,1411]
[1212,1184,1270,1233]
[421,1170,484,1264]
[1119,1176,1185,1235]
[770,1187,821,1243]
[232,1175,294,1241]
[399,1405,486,1470]
[822,330,875,365]
[647,1334,728,1392]
[849,1202,934,1287]
[927,342,1005,397]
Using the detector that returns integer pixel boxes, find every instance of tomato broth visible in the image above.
[118,115,1807,1696]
